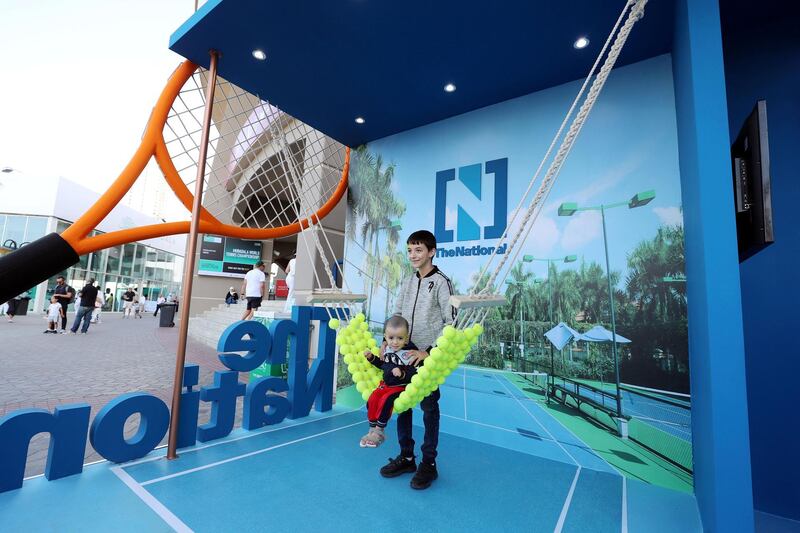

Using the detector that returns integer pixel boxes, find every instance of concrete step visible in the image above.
[188,299,291,349]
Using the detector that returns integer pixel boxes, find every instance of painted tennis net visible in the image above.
[549,374,693,473]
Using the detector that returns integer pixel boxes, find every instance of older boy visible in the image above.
[379,230,455,490]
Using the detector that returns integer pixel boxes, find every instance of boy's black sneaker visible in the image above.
[410,461,438,490]
[380,455,417,478]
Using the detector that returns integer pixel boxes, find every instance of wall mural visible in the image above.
[344,55,691,470]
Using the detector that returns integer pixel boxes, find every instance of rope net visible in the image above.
[146,66,366,322]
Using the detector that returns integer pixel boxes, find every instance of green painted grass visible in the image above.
[504,373,694,494]
[335,385,365,409]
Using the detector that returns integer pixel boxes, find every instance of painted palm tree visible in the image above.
[625,225,686,323]
[503,263,536,342]
[382,249,413,321]
[577,260,611,324]
[346,146,405,321]
[549,263,582,325]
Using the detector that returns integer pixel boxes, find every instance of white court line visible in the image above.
[121,407,364,469]
[440,412,557,443]
[554,466,582,533]
[111,465,193,533]
[502,373,624,477]
[140,420,365,486]
[622,476,628,533]
[488,371,581,467]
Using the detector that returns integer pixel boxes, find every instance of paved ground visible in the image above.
[0,311,247,477]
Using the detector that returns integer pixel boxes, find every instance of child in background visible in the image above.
[360,315,418,448]
[44,296,64,334]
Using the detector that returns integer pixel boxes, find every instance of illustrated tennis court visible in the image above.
[552,377,692,442]
[1,366,701,532]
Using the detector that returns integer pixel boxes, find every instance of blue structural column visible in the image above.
[672,0,754,531]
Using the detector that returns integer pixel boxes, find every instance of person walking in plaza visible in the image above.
[91,289,105,324]
[133,290,142,318]
[153,294,166,317]
[379,230,455,490]
[137,293,147,318]
[52,276,74,332]
[4,294,23,323]
[283,255,296,313]
[44,296,64,334]
[241,261,266,320]
[103,288,114,312]
[70,278,99,334]
[121,287,135,318]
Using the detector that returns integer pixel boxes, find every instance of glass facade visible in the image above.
[0,215,183,312]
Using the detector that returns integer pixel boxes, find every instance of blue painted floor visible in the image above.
[0,367,702,532]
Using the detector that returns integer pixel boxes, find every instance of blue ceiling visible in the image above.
[169,0,675,147]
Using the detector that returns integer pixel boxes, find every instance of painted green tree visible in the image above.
[625,224,686,323]
[347,146,406,321]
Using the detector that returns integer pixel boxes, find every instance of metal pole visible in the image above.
[601,205,623,417]
[519,294,524,363]
[166,51,220,460]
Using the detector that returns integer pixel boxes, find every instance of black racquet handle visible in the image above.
[0,233,80,304]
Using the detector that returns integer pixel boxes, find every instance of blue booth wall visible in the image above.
[721,2,800,522]
[672,0,754,530]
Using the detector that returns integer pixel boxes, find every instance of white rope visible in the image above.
[467,0,636,299]
[489,0,648,293]
[450,0,648,333]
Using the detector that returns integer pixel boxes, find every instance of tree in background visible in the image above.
[382,250,413,320]
[626,224,686,323]
[346,146,405,321]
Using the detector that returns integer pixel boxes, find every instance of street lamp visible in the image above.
[505,279,525,362]
[522,254,576,389]
[558,190,655,418]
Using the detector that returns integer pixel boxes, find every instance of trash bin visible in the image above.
[159,303,177,327]
[14,298,31,316]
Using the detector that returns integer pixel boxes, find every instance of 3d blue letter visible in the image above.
[177,364,201,448]
[89,393,169,463]
[243,377,290,430]
[197,370,246,442]
[286,306,337,418]
[0,404,90,492]
[218,320,271,372]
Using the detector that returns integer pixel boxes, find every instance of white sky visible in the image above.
[0,0,195,193]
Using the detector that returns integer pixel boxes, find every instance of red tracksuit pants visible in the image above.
[367,382,406,428]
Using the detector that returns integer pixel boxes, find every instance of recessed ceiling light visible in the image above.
[252,49,267,60]
[355,117,365,124]
[444,83,457,93]
[573,36,590,49]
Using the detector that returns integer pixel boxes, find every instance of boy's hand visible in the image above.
[363,350,374,360]
[407,350,429,367]
[391,367,402,378]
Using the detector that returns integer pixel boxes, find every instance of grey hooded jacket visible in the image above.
[394,266,456,353]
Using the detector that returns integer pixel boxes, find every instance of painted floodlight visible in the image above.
[558,202,578,216]
[629,189,656,208]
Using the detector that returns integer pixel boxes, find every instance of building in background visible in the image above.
[0,173,185,313]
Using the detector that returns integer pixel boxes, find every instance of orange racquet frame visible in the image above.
[61,60,350,256]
